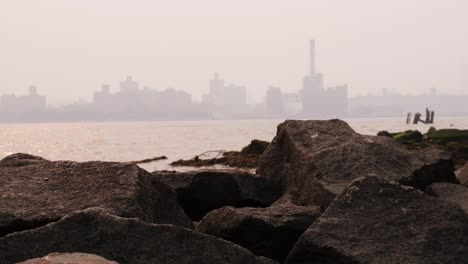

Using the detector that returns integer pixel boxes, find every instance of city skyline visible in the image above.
[1,0,467,105]
[4,39,467,107]
[1,39,468,122]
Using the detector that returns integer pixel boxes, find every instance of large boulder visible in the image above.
[426,183,468,214]
[197,204,321,263]
[153,170,282,220]
[0,208,278,264]
[18,253,118,264]
[286,176,468,264]
[0,153,193,237]
[257,119,457,208]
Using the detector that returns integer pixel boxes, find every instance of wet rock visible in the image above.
[376,130,392,137]
[286,176,468,264]
[427,128,468,143]
[258,119,457,208]
[393,130,424,142]
[386,128,468,168]
[18,253,118,264]
[197,204,321,262]
[0,154,193,237]
[426,183,468,214]
[153,170,282,221]
[0,208,278,264]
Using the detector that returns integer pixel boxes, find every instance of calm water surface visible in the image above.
[1,117,467,172]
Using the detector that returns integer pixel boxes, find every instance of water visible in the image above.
[1,117,467,172]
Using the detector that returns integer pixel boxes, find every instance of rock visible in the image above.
[427,126,437,135]
[257,119,457,208]
[456,162,468,186]
[0,208,278,264]
[426,183,468,214]
[378,127,468,168]
[0,154,193,237]
[427,128,468,143]
[18,253,118,264]
[197,204,321,262]
[241,139,270,155]
[153,170,282,220]
[286,176,468,264]
[376,130,392,137]
[393,130,424,142]
[0,153,47,167]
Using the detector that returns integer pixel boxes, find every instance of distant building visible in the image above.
[90,76,197,121]
[202,73,248,118]
[264,86,284,117]
[0,86,47,121]
[300,40,348,117]
[263,86,302,117]
[349,88,468,117]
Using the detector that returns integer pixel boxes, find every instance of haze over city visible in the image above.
[1,0,467,106]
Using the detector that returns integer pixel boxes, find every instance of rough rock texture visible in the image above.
[456,162,468,186]
[18,253,118,264]
[286,176,468,264]
[197,204,321,263]
[153,170,282,220]
[0,208,278,264]
[0,153,193,237]
[257,119,457,208]
[426,183,468,214]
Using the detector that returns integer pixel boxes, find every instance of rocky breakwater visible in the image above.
[188,119,462,263]
[1,119,467,264]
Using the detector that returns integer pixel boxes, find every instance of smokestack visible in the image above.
[310,39,316,75]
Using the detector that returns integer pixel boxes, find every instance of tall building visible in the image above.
[265,86,284,117]
[0,86,47,121]
[202,73,248,118]
[300,40,348,117]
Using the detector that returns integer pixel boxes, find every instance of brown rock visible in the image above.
[257,119,457,208]
[18,253,118,264]
[286,176,468,264]
[197,204,321,262]
[0,208,278,264]
[426,182,468,214]
[0,153,193,237]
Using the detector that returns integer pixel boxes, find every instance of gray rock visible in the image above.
[153,169,282,220]
[18,253,118,264]
[426,182,468,214]
[0,208,278,264]
[0,153,193,237]
[197,204,321,262]
[257,119,457,208]
[286,176,468,264]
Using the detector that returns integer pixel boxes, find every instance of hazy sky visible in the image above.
[1,0,467,105]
